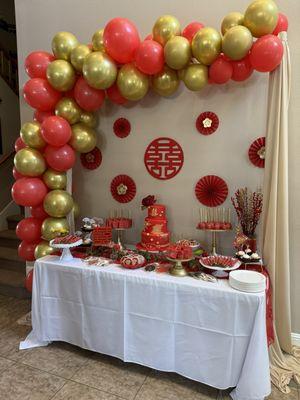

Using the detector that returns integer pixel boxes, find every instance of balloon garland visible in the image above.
[13,0,288,268]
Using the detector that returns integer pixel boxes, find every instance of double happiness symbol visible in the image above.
[144,137,184,180]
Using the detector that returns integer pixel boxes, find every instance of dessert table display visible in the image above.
[21,255,271,400]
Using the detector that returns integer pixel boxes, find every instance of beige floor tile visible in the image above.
[0,356,15,373]
[52,381,121,400]
[72,354,149,400]
[0,363,66,400]
[0,298,31,328]
[266,385,299,400]
[0,322,31,361]
[136,371,217,400]
[20,341,90,379]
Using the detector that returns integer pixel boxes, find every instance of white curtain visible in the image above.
[262,32,300,393]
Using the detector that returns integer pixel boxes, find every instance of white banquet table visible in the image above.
[20,256,271,400]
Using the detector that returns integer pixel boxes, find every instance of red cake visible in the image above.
[140,204,170,250]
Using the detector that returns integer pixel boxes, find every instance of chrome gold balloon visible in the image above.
[244,0,278,38]
[51,31,78,61]
[117,63,149,101]
[70,123,97,153]
[151,65,179,97]
[43,190,74,218]
[46,60,76,92]
[83,51,117,90]
[221,12,244,35]
[20,121,45,149]
[55,97,81,125]
[164,36,191,70]
[182,64,208,91]
[92,29,105,52]
[80,111,98,128]
[43,169,67,190]
[192,27,222,65]
[41,217,70,241]
[14,148,46,177]
[72,201,80,219]
[70,44,91,72]
[222,26,253,61]
[34,240,55,259]
[152,15,181,46]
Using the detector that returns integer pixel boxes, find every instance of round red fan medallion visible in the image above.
[196,112,219,135]
[110,175,136,203]
[113,118,131,138]
[195,175,228,207]
[144,137,184,180]
[248,137,265,168]
[80,147,102,170]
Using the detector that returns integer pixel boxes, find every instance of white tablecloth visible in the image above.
[20,256,270,400]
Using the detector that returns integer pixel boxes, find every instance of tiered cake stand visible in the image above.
[167,257,192,277]
[50,239,83,261]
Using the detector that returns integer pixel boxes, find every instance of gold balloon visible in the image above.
[152,15,181,46]
[222,26,253,61]
[70,123,97,153]
[20,121,45,149]
[151,65,179,97]
[43,169,67,190]
[117,64,149,101]
[41,217,70,241]
[182,64,208,91]
[52,31,78,61]
[92,29,105,52]
[70,44,91,72]
[44,190,74,218]
[14,148,46,177]
[192,27,222,65]
[46,60,75,92]
[177,69,186,81]
[221,12,244,35]
[80,111,98,128]
[72,201,80,219]
[244,0,278,37]
[83,51,117,90]
[55,97,81,124]
[164,36,191,70]
[34,241,55,259]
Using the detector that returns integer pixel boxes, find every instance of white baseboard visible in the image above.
[291,333,300,347]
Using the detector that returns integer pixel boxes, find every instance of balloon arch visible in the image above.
[12,1,287,271]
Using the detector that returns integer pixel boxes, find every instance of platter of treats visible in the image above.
[236,249,261,263]
[197,207,232,231]
[120,253,146,269]
[200,255,241,272]
[176,239,200,250]
[167,243,193,261]
[50,234,82,249]
[106,217,132,229]
[197,221,232,231]
[84,256,111,267]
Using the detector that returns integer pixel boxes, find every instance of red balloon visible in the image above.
[30,204,49,219]
[273,13,288,36]
[25,269,34,292]
[13,167,25,180]
[106,83,127,105]
[249,34,284,73]
[144,34,153,41]
[135,40,164,75]
[23,78,62,111]
[231,56,253,81]
[34,110,54,123]
[44,144,76,172]
[16,217,42,243]
[18,241,38,262]
[209,57,233,84]
[103,18,140,64]
[74,77,105,111]
[25,51,55,79]
[12,177,48,207]
[182,22,205,43]
[15,137,27,152]
[64,86,75,98]
[41,116,72,147]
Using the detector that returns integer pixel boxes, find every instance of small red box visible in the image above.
[92,227,112,246]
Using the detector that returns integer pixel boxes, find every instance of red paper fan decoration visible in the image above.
[110,175,136,203]
[195,175,228,207]
[196,112,219,135]
[144,137,184,180]
[248,137,265,168]
[113,118,131,138]
[80,147,102,170]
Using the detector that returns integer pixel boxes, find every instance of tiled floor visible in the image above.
[0,294,298,400]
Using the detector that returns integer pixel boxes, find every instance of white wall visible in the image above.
[15,0,300,331]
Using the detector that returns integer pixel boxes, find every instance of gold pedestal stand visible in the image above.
[167,258,192,277]
[197,228,231,255]
[114,228,130,251]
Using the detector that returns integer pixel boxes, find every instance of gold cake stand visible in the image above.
[197,228,231,256]
[167,257,192,277]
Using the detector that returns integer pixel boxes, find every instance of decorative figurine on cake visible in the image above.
[136,195,170,252]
